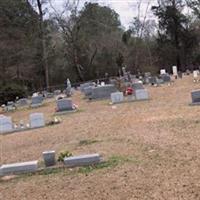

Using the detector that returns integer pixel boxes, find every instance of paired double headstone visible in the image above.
[29,113,45,128]
[91,85,118,99]
[0,115,13,134]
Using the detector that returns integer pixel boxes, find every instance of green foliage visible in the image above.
[152,0,198,71]
[57,151,73,162]
[0,83,27,105]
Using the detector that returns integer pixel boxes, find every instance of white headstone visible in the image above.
[160,69,166,75]
[193,70,199,78]
[29,113,45,128]
[0,115,13,134]
[111,92,124,104]
[101,82,105,86]
[172,66,178,76]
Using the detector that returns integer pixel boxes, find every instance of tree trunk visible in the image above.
[36,0,49,90]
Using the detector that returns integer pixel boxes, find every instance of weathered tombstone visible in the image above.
[193,70,199,81]
[46,93,54,98]
[0,115,13,134]
[132,83,144,90]
[172,66,178,76]
[101,82,105,86]
[80,82,95,92]
[54,90,61,96]
[111,92,124,104]
[109,79,117,85]
[64,154,100,167]
[149,76,157,85]
[161,74,171,82]
[43,151,56,167]
[135,89,149,100]
[157,78,164,85]
[56,98,74,112]
[29,113,45,128]
[186,69,190,75]
[160,69,166,75]
[31,95,43,108]
[144,72,151,77]
[0,160,38,176]
[191,90,200,104]
[90,85,118,99]
[6,101,16,112]
[16,98,28,107]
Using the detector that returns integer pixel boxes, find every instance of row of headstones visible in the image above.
[0,113,45,134]
[4,95,44,111]
[111,83,149,104]
[0,153,100,176]
[3,89,65,111]
[80,81,150,102]
[1,98,76,133]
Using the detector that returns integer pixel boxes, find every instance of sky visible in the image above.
[50,0,157,29]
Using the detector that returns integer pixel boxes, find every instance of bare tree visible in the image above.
[48,0,85,81]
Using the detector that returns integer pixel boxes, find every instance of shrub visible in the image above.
[0,83,27,105]
[57,151,73,162]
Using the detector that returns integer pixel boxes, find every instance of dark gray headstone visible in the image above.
[161,74,171,82]
[56,98,73,111]
[91,85,118,99]
[178,72,183,79]
[191,90,200,103]
[132,83,144,90]
[43,151,56,167]
[149,77,157,85]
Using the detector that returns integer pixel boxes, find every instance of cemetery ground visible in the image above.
[1,75,200,199]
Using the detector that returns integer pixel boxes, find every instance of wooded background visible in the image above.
[1,0,200,102]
